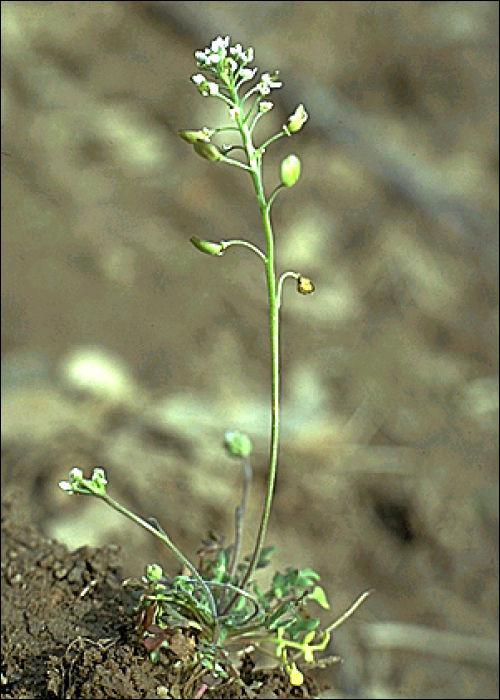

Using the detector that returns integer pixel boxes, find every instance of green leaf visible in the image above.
[307,585,330,609]
[150,648,161,664]
[294,568,321,588]
[286,617,319,640]
[266,600,294,630]
[271,571,289,598]
[232,595,248,613]
[256,545,276,569]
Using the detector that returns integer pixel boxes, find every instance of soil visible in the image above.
[1,493,323,699]
[1,2,499,699]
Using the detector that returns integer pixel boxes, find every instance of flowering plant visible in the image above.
[60,37,370,698]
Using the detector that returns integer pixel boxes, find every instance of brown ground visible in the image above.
[2,494,324,699]
[1,2,499,699]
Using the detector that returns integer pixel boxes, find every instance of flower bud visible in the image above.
[280,154,301,187]
[193,139,223,162]
[224,430,253,458]
[190,236,225,256]
[297,275,315,295]
[92,467,107,487]
[259,101,274,113]
[146,564,164,582]
[285,104,308,134]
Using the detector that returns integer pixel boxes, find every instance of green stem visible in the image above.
[277,271,300,308]
[98,491,219,635]
[229,90,281,594]
[257,129,287,154]
[222,239,266,261]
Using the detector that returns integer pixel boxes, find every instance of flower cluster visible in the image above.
[186,36,309,151]
[190,36,283,99]
[195,36,253,74]
[59,466,108,497]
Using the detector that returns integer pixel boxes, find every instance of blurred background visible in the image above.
[1,2,498,698]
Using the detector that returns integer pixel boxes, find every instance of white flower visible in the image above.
[59,480,74,493]
[59,467,83,494]
[258,72,282,95]
[206,82,219,96]
[239,66,258,81]
[259,101,274,112]
[207,53,222,66]
[191,74,220,97]
[195,49,222,69]
[227,58,238,73]
[210,36,230,53]
[230,43,244,59]
[230,42,254,64]
[195,50,210,67]
[243,47,254,64]
[229,105,241,120]
[92,467,107,486]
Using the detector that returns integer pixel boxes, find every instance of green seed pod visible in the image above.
[193,139,223,162]
[190,236,225,256]
[178,129,209,144]
[281,154,301,187]
[286,104,308,134]
[297,275,315,295]
[224,430,253,458]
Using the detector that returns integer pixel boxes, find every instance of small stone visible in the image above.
[58,346,136,403]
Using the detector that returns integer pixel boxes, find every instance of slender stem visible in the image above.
[222,239,266,261]
[267,183,285,210]
[98,491,219,633]
[257,129,287,154]
[219,154,253,171]
[228,457,252,580]
[277,271,300,308]
[219,457,252,612]
[289,589,374,663]
[228,88,281,594]
[321,590,374,636]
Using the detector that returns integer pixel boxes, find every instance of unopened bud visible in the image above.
[146,564,164,582]
[281,154,301,187]
[190,236,225,256]
[193,140,223,162]
[297,275,315,295]
[259,101,274,113]
[224,430,253,458]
